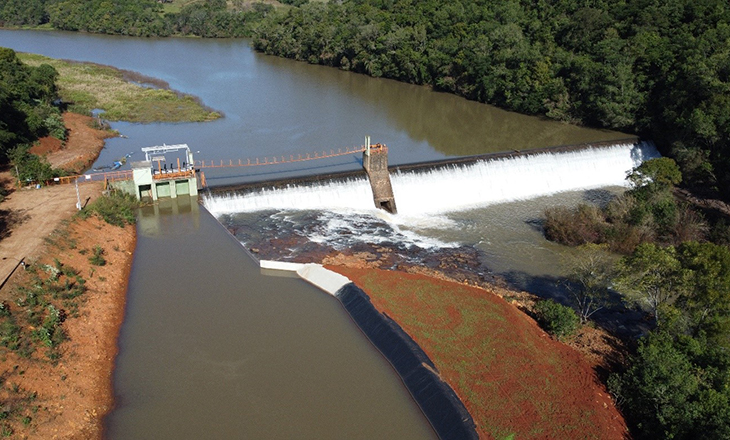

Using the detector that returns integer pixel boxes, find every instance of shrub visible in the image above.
[534,299,580,340]
[88,246,106,266]
[543,204,606,246]
[82,189,139,227]
[8,145,60,185]
[0,319,21,350]
[604,222,654,254]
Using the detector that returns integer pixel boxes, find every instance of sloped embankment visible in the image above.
[329,266,627,440]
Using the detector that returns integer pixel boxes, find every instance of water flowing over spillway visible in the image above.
[203,142,660,217]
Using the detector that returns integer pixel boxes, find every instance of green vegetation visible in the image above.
[0,382,37,438]
[80,189,139,227]
[544,159,730,438]
[7,145,62,184]
[251,0,730,199]
[1,47,217,185]
[88,246,106,266]
[561,243,615,323]
[3,0,729,199]
[0,47,63,163]
[544,158,709,253]
[609,331,730,439]
[2,257,84,361]
[0,0,275,37]
[18,53,221,123]
[533,299,579,340]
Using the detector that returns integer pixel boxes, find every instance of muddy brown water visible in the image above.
[0,29,627,186]
[104,197,437,439]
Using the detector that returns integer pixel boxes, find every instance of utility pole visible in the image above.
[75,178,82,210]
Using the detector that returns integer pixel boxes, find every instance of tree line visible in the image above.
[0,0,273,38]
[250,0,730,200]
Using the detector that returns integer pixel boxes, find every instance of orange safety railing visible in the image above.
[37,169,134,187]
[152,170,195,180]
[195,144,377,169]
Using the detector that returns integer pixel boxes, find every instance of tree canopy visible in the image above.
[0,47,62,162]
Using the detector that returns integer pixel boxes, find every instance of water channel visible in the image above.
[105,198,435,439]
[1,29,640,436]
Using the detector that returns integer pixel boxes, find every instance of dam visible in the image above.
[203,140,659,216]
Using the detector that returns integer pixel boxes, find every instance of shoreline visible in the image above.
[98,232,136,439]
[329,264,628,439]
[252,254,628,438]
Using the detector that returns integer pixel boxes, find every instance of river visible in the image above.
[1,29,639,437]
[0,29,634,289]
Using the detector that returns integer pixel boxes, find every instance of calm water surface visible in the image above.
[106,197,436,439]
[0,29,627,185]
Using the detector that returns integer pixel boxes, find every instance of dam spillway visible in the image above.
[203,141,660,217]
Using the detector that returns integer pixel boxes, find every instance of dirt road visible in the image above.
[0,180,104,299]
[0,113,111,299]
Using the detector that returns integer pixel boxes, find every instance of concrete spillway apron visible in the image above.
[260,260,479,440]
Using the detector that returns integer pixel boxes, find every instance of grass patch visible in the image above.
[0,259,84,362]
[88,246,106,267]
[18,53,221,123]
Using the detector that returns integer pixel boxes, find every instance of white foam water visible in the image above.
[203,141,659,219]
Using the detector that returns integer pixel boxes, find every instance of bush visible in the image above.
[82,189,139,227]
[8,145,60,185]
[543,204,606,246]
[88,246,106,266]
[534,299,580,340]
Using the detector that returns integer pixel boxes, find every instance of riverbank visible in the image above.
[0,112,113,291]
[0,215,135,439]
[18,53,221,123]
[29,113,116,174]
[0,111,136,438]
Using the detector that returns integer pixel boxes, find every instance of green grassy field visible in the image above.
[19,53,220,123]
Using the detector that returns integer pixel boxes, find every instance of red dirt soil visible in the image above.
[329,266,628,440]
[1,112,132,439]
[0,217,135,439]
[30,113,114,174]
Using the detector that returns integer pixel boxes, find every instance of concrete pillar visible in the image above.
[362,144,397,214]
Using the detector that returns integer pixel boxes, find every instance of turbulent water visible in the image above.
[203,142,659,256]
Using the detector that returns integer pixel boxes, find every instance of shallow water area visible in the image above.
[105,196,436,439]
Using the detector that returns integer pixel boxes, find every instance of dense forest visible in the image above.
[2,1,730,438]
[0,0,273,37]
[251,0,730,200]
[542,156,730,438]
